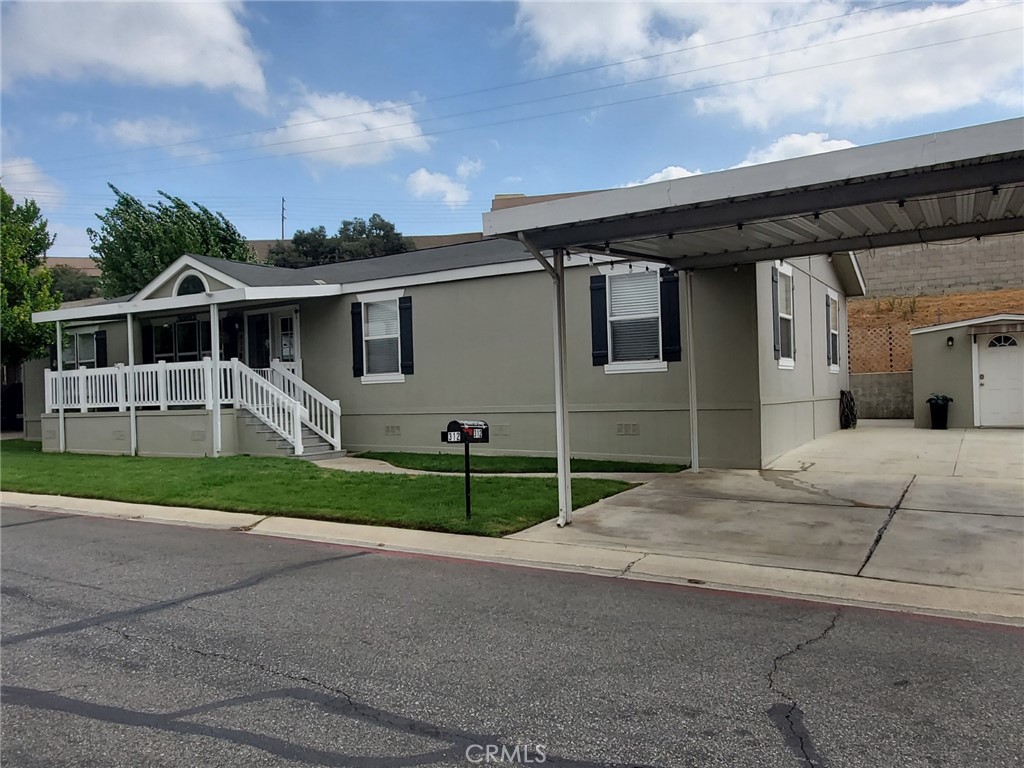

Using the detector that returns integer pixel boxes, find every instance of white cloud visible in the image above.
[407,168,471,208]
[735,132,856,166]
[46,221,95,258]
[261,91,430,170]
[101,117,209,159]
[503,175,524,184]
[0,156,63,206]
[627,165,703,187]
[628,132,856,186]
[515,0,1023,128]
[456,157,484,179]
[2,1,267,110]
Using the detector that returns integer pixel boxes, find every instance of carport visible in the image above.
[482,117,1024,526]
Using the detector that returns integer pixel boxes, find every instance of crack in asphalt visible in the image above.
[619,552,649,576]
[766,608,841,768]
[1,552,368,647]
[856,476,915,577]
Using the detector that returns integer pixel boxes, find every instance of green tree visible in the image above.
[50,265,101,301]
[1,186,60,367]
[88,184,252,297]
[270,213,411,268]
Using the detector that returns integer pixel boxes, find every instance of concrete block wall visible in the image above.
[849,372,913,419]
[857,233,1024,296]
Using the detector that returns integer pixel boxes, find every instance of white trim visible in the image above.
[972,333,981,427]
[171,269,211,296]
[845,252,867,297]
[134,255,248,301]
[827,287,840,374]
[33,284,341,323]
[910,313,1024,335]
[360,373,406,385]
[356,288,405,303]
[776,260,795,370]
[604,360,668,374]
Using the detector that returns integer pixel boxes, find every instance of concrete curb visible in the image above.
[4,491,1022,626]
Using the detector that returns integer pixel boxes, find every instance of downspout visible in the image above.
[518,233,573,526]
[684,269,700,472]
[55,319,65,453]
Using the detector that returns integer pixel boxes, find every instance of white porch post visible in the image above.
[684,269,700,472]
[56,319,65,453]
[210,303,221,457]
[126,313,137,456]
[519,234,573,527]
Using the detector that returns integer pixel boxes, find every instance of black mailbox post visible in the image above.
[441,420,489,520]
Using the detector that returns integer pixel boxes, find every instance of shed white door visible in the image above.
[978,333,1024,427]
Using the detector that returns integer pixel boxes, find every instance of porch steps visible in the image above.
[238,412,345,458]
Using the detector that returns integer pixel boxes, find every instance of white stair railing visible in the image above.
[231,359,307,456]
[268,359,342,450]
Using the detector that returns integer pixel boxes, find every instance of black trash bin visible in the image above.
[926,394,953,430]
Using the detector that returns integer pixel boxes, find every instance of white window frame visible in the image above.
[776,261,795,370]
[599,263,667,375]
[172,269,211,297]
[63,325,99,369]
[827,288,840,374]
[357,289,405,384]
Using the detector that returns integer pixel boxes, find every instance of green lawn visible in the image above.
[0,440,633,537]
[358,451,685,474]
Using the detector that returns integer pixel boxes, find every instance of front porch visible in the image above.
[42,357,341,458]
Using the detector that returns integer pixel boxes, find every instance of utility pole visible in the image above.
[281,197,286,240]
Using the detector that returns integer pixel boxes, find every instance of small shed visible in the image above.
[911,314,1024,428]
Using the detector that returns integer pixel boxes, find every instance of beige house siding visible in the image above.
[911,327,976,428]
[757,256,850,465]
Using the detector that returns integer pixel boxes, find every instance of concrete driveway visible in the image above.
[511,422,1024,598]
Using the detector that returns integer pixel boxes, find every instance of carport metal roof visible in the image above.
[483,118,1024,270]
[482,118,1024,528]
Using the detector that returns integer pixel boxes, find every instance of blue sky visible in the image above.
[2,1,1022,259]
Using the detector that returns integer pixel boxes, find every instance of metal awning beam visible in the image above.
[517,161,1024,251]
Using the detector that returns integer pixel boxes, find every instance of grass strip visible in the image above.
[358,451,684,474]
[0,440,633,537]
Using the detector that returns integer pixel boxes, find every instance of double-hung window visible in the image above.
[590,264,680,373]
[826,289,840,372]
[364,299,400,375]
[608,270,661,364]
[352,290,413,383]
[772,261,795,369]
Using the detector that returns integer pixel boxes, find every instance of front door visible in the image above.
[246,313,271,369]
[978,333,1024,427]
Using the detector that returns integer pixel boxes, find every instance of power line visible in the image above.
[21,27,1020,184]
[0,0,917,171]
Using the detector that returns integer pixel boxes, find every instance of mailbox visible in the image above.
[441,419,489,444]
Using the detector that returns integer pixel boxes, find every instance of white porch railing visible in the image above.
[43,358,328,456]
[267,360,341,450]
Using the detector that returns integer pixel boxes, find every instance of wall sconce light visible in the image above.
[946,336,954,347]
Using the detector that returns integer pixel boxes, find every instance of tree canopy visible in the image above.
[50,265,100,302]
[1,186,60,367]
[269,213,412,268]
[88,184,252,298]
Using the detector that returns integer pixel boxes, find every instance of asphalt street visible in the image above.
[1,505,1021,768]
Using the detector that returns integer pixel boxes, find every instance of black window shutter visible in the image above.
[590,275,608,366]
[790,276,796,361]
[660,269,681,362]
[771,266,781,360]
[398,296,414,375]
[351,302,364,377]
[48,344,57,370]
[142,325,154,364]
[94,330,108,368]
[825,295,832,365]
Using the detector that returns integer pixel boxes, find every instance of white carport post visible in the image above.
[126,313,137,456]
[683,270,700,472]
[55,320,65,453]
[519,234,573,526]
[210,302,221,457]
